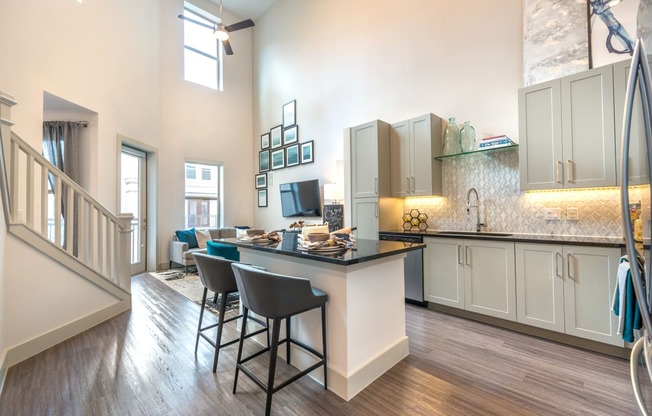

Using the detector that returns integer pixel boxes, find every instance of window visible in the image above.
[183,3,222,90]
[185,161,222,228]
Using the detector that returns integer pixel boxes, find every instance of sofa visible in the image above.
[168,227,237,274]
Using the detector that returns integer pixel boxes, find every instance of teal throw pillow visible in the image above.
[206,240,240,261]
[176,228,198,249]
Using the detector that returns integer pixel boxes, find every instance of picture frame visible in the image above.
[257,189,268,207]
[283,125,298,146]
[255,173,267,189]
[286,144,300,167]
[270,125,283,149]
[283,99,296,128]
[260,132,270,150]
[271,148,285,170]
[259,150,270,172]
[300,140,314,164]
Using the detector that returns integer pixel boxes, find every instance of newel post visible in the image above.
[117,213,134,291]
[0,92,17,225]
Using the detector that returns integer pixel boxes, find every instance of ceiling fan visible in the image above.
[178,0,254,56]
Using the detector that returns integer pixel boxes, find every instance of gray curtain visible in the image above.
[42,121,80,255]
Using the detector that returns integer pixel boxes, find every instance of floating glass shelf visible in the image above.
[434,144,518,161]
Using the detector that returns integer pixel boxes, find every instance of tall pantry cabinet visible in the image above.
[350,120,400,239]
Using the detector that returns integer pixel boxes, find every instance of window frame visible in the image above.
[182,3,223,90]
[184,160,223,229]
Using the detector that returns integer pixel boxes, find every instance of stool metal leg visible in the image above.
[286,316,291,365]
[321,304,327,389]
[212,291,228,373]
[266,318,282,416]
[233,307,249,394]
[195,288,208,355]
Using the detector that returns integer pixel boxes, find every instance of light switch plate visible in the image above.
[567,207,579,221]
[544,207,561,221]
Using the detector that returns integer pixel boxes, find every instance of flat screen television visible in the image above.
[279,179,322,217]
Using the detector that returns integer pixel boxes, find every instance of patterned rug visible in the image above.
[150,269,240,316]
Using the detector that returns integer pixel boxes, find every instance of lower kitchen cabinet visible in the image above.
[424,237,516,321]
[515,243,622,346]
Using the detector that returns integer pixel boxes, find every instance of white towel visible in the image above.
[612,258,630,336]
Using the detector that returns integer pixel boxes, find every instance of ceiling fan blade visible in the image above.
[222,39,234,55]
[225,19,255,32]
[177,14,215,31]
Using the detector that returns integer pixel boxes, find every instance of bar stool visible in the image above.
[191,253,269,373]
[231,263,328,416]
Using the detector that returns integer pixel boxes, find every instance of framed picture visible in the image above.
[300,140,314,164]
[255,173,267,189]
[283,125,298,146]
[257,189,267,207]
[259,150,270,172]
[271,148,285,170]
[270,125,283,149]
[283,99,296,127]
[286,144,299,167]
[588,0,644,68]
[260,133,270,149]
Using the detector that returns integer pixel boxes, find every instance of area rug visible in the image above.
[150,269,240,316]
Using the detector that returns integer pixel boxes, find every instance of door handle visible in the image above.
[566,160,573,183]
[457,245,462,265]
[555,252,562,278]
[556,160,563,184]
[567,253,574,280]
[374,178,378,194]
[375,202,378,218]
[411,176,415,193]
[465,246,471,266]
[406,177,410,193]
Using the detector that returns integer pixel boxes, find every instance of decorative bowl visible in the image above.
[307,233,330,243]
[246,228,265,237]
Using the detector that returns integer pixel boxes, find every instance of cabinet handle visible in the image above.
[567,253,574,280]
[457,245,462,265]
[375,202,378,218]
[411,176,415,193]
[566,160,573,183]
[406,177,410,194]
[556,161,563,184]
[555,252,562,278]
[465,246,471,266]
[374,178,378,194]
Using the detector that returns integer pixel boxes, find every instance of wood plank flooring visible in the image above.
[1,273,650,415]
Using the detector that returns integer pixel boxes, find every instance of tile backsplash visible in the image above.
[401,150,648,238]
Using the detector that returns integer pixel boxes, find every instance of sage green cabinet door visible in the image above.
[464,240,516,321]
[389,120,410,197]
[561,66,616,188]
[515,243,565,333]
[351,198,378,240]
[411,114,442,196]
[424,237,465,309]
[351,121,379,199]
[518,79,563,191]
[563,245,622,346]
[614,57,651,186]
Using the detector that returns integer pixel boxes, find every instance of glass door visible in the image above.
[121,146,147,275]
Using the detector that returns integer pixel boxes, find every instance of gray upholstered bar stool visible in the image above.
[192,253,269,373]
[231,263,328,416]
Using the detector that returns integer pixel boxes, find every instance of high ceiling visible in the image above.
[209,0,277,20]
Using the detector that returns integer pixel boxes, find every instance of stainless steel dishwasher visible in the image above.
[379,233,426,306]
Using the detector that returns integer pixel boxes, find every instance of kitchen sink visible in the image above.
[432,230,513,237]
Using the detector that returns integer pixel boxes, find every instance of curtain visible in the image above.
[42,121,80,255]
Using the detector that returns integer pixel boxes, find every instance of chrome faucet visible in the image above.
[466,188,485,232]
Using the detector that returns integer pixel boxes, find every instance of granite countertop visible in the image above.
[218,234,424,266]
[379,229,630,248]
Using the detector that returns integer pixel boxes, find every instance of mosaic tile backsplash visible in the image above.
[401,150,649,238]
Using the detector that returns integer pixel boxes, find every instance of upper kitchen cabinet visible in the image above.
[614,56,652,186]
[519,65,617,190]
[351,120,391,199]
[389,114,443,197]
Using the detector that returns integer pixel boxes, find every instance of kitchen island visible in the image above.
[218,235,424,401]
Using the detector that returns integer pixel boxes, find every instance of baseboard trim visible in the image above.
[2,297,131,370]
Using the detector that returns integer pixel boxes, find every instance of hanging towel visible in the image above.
[612,256,643,342]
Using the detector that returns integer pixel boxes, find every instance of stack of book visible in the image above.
[478,135,515,149]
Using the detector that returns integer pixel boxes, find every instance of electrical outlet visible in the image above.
[567,207,579,221]
[544,207,561,221]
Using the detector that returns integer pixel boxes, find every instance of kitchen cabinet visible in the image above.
[424,237,516,321]
[614,56,652,186]
[351,120,390,199]
[519,65,616,190]
[389,114,443,197]
[351,198,379,240]
[515,243,622,346]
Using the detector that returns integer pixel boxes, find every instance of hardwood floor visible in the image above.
[1,273,649,415]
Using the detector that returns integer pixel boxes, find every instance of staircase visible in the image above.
[0,92,133,385]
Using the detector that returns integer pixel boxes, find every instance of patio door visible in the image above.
[121,145,147,275]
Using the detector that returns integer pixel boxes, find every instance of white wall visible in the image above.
[252,0,523,230]
[0,0,254,365]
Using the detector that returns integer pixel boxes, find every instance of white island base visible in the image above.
[239,248,409,401]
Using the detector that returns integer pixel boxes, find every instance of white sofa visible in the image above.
[168,227,237,274]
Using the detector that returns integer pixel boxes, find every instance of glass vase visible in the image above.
[460,121,476,152]
[442,117,461,155]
